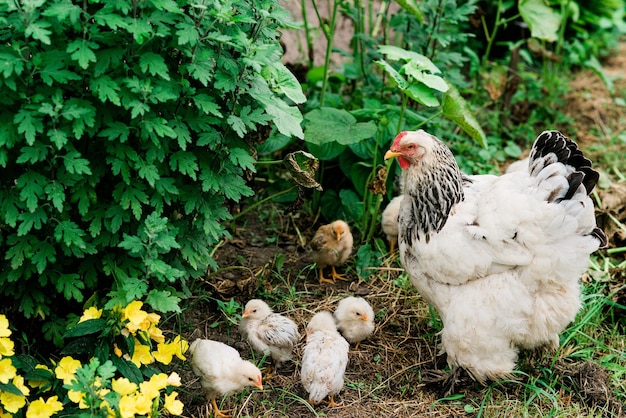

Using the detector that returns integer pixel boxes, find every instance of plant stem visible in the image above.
[317,0,341,107]
[301,0,314,68]
[230,187,296,224]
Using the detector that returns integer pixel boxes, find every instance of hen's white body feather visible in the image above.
[388,130,606,383]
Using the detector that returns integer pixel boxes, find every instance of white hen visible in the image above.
[384,130,607,387]
[239,299,301,378]
[334,296,375,349]
[381,195,404,253]
[301,311,350,407]
[188,338,263,418]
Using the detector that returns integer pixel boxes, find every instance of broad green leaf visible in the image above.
[48,128,69,149]
[171,120,192,150]
[63,319,106,338]
[263,62,306,104]
[404,66,449,92]
[93,11,129,30]
[149,0,181,13]
[378,45,440,74]
[304,107,377,146]
[405,83,440,107]
[442,85,487,147]
[263,101,304,139]
[113,184,149,220]
[67,40,98,69]
[306,141,346,161]
[99,122,131,142]
[40,61,81,86]
[375,60,408,90]
[227,115,246,138]
[139,52,170,80]
[136,160,160,187]
[0,52,24,77]
[119,234,145,255]
[519,0,562,42]
[17,143,48,164]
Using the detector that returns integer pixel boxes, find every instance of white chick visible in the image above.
[334,296,375,349]
[381,195,404,253]
[311,220,354,284]
[188,338,263,418]
[239,299,301,378]
[301,311,349,407]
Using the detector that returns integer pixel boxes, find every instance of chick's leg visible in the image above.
[330,265,349,281]
[262,362,275,380]
[318,266,334,284]
[211,398,232,418]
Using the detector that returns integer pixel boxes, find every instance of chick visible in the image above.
[239,299,301,379]
[310,220,353,284]
[381,195,404,253]
[301,311,349,407]
[188,338,263,418]
[334,296,375,350]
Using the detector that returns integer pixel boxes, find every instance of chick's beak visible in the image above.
[242,310,249,318]
[255,375,263,391]
[384,149,402,160]
[360,314,368,321]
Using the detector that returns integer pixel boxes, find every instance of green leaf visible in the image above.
[40,61,81,86]
[519,0,562,42]
[14,109,44,146]
[192,94,222,117]
[63,150,92,175]
[442,85,487,147]
[375,60,408,90]
[119,234,145,255]
[169,151,198,179]
[41,0,81,24]
[139,52,170,80]
[0,52,24,78]
[176,21,199,46]
[25,21,52,45]
[16,171,47,212]
[113,184,149,220]
[90,75,121,105]
[48,128,69,149]
[67,40,98,69]
[54,221,87,249]
[405,83,440,107]
[99,122,131,142]
[395,0,424,23]
[263,101,304,139]
[55,273,85,302]
[32,241,56,273]
[17,208,48,236]
[304,107,377,146]
[229,148,256,172]
[263,61,306,104]
[136,160,160,187]
[378,45,440,74]
[63,319,106,338]
[17,143,48,164]
[45,181,66,212]
[145,289,181,313]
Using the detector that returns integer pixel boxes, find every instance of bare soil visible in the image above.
[169,37,626,418]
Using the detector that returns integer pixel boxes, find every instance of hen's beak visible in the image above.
[384,149,402,160]
[255,375,263,391]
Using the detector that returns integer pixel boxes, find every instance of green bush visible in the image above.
[0,0,303,345]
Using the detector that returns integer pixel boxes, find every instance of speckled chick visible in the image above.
[334,296,375,349]
[188,338,263,418]
[310,220,353,284]
[301,311,349,407]
[239,299,300,378]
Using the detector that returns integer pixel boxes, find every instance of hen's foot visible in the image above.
[422,366,472,398]
[327,394,343,407]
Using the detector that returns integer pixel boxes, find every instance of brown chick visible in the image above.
[310,220,353,284]
[188,339,263,418]
[381,195,404,253]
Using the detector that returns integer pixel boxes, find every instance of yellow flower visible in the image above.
[25,396,63,418]
[132,393,152,416]
[0,358,16,384]
[113,344,123,358]
[118,394,137,418]
[0,315,10,338]
[0,337,14,357]
[130,342,153,367]
[147,325,165,344]
[139,373,167,400]
[164,392,184,415]
[78,306,103,323]
[153,341,176,365]
[167,372,181,387]
[119,393,151,418]
[68,390,87,409]
[28,365,52,391]
[123,301,148,334]
[146,312,160,326]
[112,377,137,396]
[0,391,26,414]
[0,375,29,412]
[54,356,81,385]
[173,335,188,361]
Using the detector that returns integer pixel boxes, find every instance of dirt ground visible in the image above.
[170,22,626,418]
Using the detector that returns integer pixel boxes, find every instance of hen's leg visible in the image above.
[389,238,396,254]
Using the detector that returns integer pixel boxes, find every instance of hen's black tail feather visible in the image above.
[529,130,599,194]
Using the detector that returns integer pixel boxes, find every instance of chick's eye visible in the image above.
[248,377,254,381]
